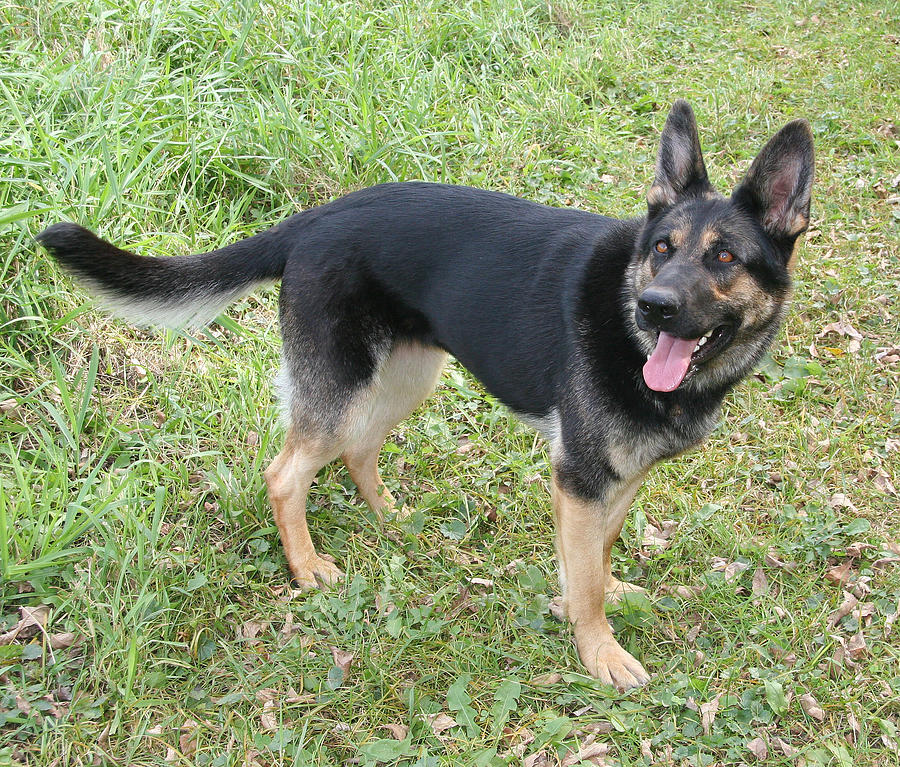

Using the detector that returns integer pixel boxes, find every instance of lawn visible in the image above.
[1,0,898,765]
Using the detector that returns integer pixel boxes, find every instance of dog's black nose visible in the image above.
[638,287,681,325]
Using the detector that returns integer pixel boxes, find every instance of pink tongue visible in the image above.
[643,332,699,392]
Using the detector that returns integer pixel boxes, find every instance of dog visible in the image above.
[37,100,814,689]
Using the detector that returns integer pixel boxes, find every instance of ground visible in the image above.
[0,0,898,765]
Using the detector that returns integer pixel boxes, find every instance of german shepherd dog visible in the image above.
[38,101,814,689]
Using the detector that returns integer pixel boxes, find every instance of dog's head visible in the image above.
[628,100,814,394]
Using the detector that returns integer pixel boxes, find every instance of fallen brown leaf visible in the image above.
[49,632,78,650]
[751,567,769,596]
[285,688,316,705]
[179,720,199,757]
[829,591,859,627]
[330,646,354,676]
[746,736,768,760]
[0,605,50,645]
[382,723,409,741]
[847,631,867,659]
[710,558,750,581]
[764,551,799,572]
[260,700,278,731]
[529,672,562,686]
[237,620,266,645]
[816,321,863,340]
[523,752,553,767]
[561,735,610,766]
[426,712,458,736]
[501,725,535,757]
[825,562,853,586]
[700,694,722,736]
[771,736,798,757]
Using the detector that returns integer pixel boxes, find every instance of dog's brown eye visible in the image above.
[654,240,668,254]
[717,250,735,263]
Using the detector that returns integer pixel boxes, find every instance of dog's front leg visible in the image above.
[552,472,650,690]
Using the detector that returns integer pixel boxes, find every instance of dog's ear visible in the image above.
[732,119,814,242]
[648,100,712,214]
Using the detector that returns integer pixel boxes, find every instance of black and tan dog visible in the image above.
[38,101,813,689]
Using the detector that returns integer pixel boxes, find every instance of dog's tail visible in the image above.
[36,222,290,328]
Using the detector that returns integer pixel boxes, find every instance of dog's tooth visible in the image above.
[698,336,707,347]
[703,329,714,339]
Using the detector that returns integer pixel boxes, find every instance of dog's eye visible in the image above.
[654,240,668,254]
[717,250,735,263]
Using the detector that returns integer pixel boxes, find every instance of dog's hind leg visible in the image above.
[342,342,447,518]
[265,432,344,590]
[553,471,650,689]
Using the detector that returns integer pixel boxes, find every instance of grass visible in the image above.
[1,0,898,764]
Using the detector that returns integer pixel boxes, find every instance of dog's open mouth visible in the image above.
[643,325,733,392]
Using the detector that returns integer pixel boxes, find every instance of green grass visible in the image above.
[1,0,898,764]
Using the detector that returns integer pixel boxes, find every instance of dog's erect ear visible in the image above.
[732,119,814,242]
[647,100,712,213]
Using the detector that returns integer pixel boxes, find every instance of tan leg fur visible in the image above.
[552,472,650,689]
[342,343,446,519]
[265,433,344,590]
[267,342,446,589]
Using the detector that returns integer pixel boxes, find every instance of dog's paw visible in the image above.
[605,578,648,604]
[290,555,344,591]
[576,631,650,690]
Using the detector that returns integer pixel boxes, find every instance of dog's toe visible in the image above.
[290,556,344,591]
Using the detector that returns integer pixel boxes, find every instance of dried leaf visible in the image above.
[260,700,278,732]
[669,583,705,599]
[49,632,77,650]
[426,712,458,736]
[382,723,409,740]
[829,493,858,512]
[825,562,853,586]
[771,736,798,757]
[764,551,799,572]
[847,709,861,744]
[561,737,610,766]
[529,672,562,687]
[746,736,768,760]
[285,688,316,705]
[330,647,354,676]
[0,605,51,645]
[255,688,278,704]
[700,694,721,736]
[816,321,863,340]
[711,558,750,581]
[847,631,867,658]
[752,567,769,595]
[237,620,266,644]
[524,752,553,767]
[829,591,858,627]
[642,521,676,551]
[800,692,825,721]
[501,725,535,757]
[179,720,199,756]
[15,695,30,715]
[686,623,702,644]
